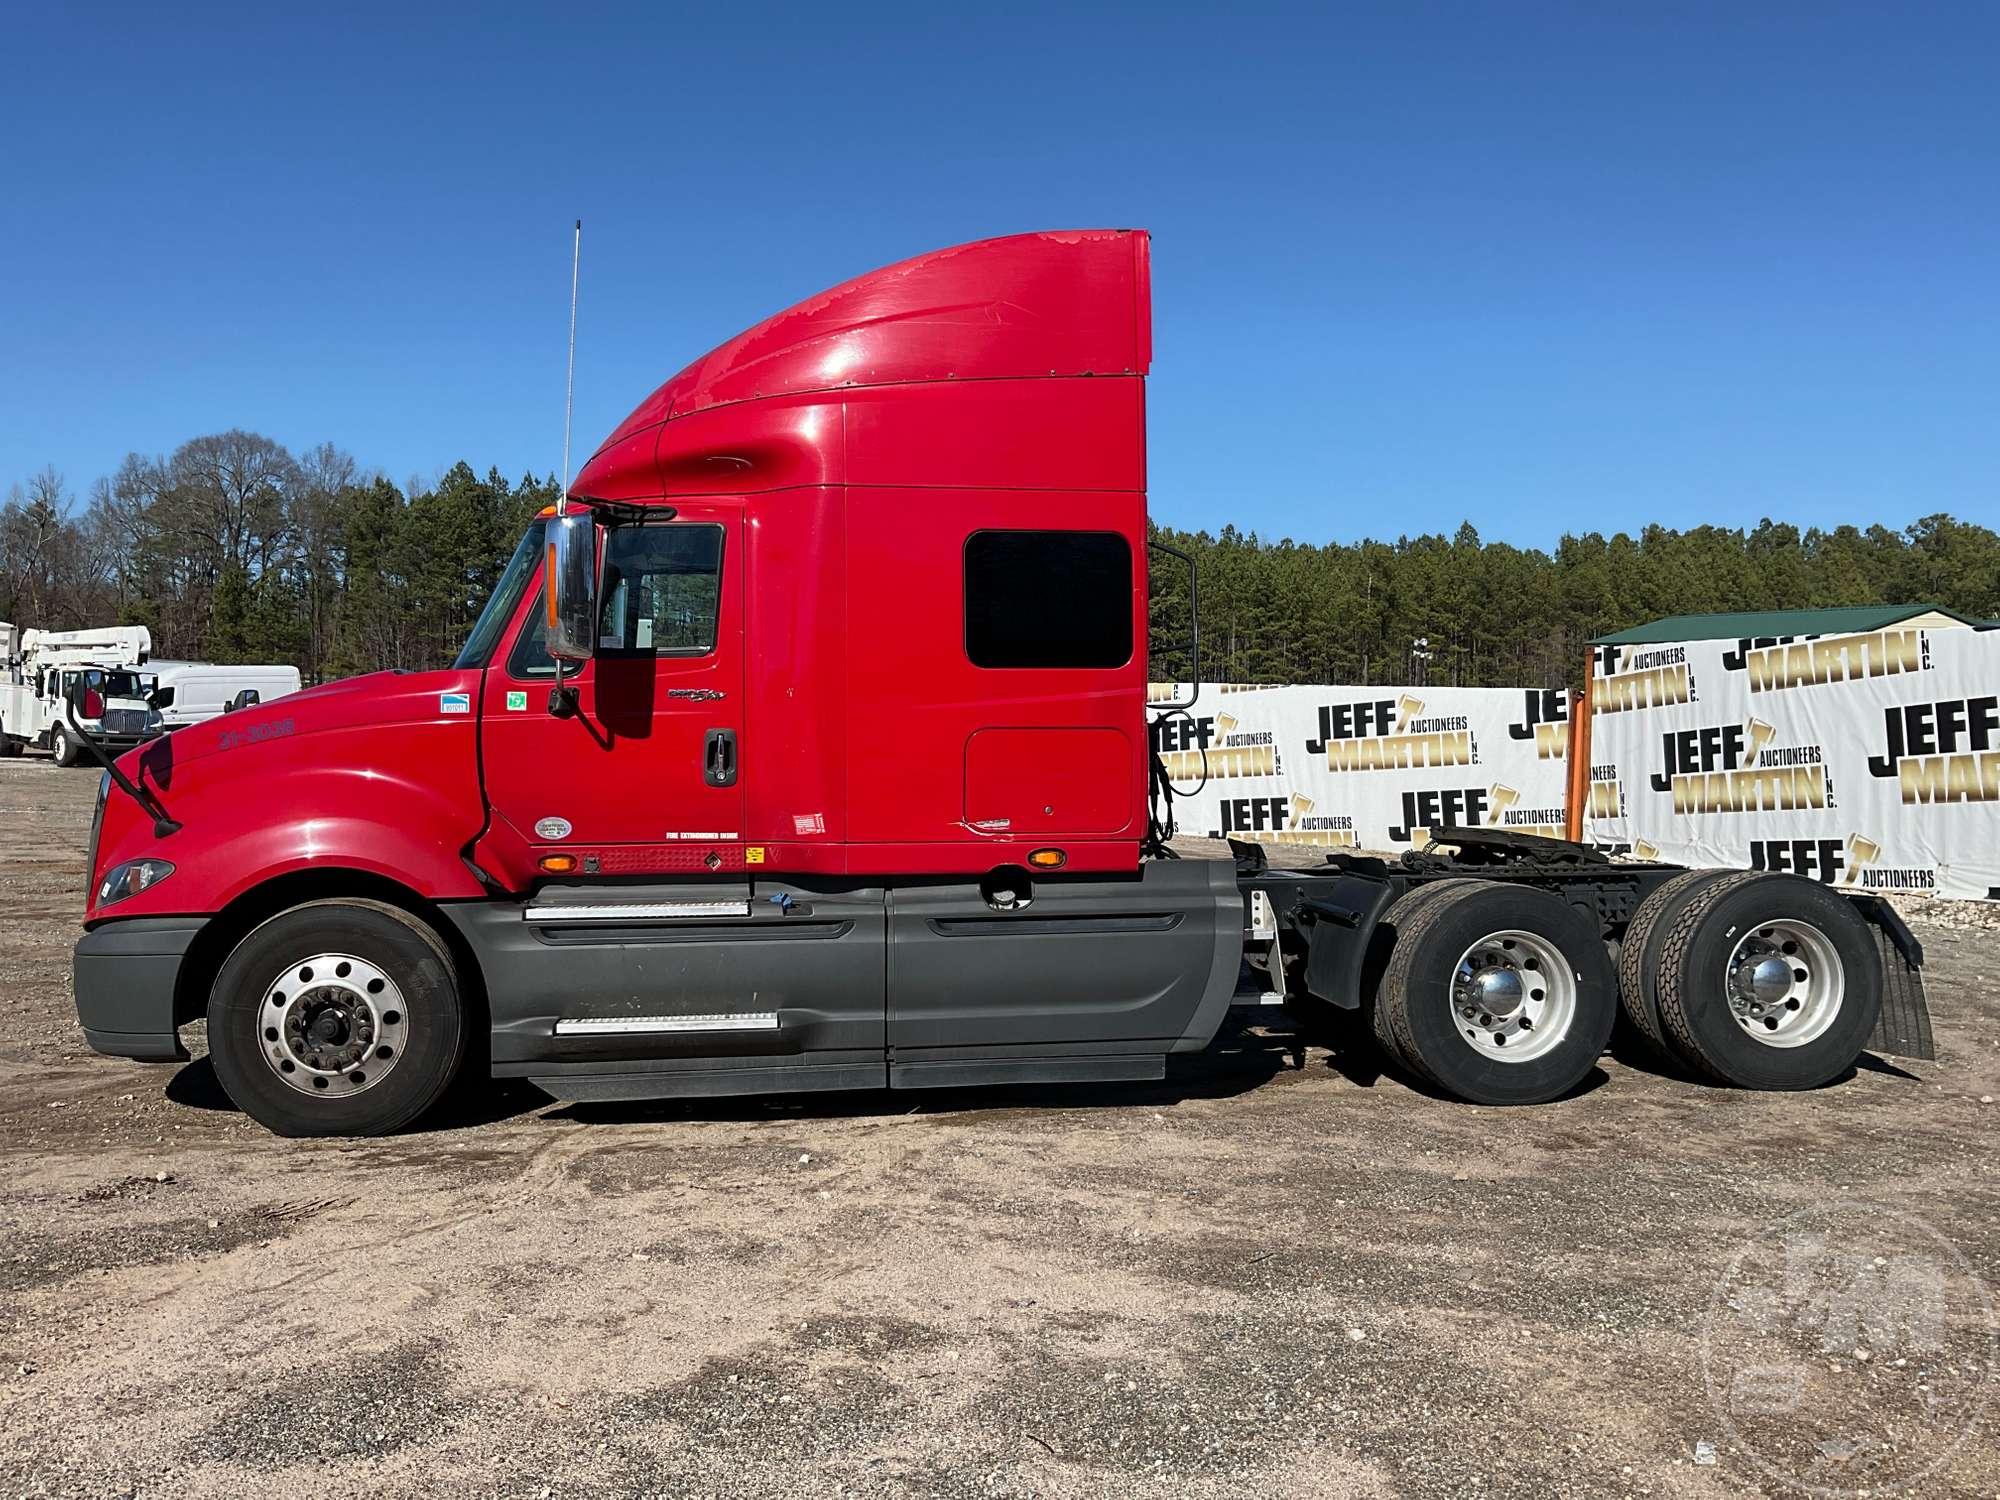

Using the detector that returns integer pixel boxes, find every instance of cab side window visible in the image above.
[507,523,725,679]
[507,597,557,679]
[597,524,724,655]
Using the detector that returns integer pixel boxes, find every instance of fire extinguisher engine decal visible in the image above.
[1148,683,1570,854]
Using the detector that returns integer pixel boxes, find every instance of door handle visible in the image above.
[704,728,737,788]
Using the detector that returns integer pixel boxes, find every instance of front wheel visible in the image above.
[207,899,466,1137]
[50,724,78,767]
[1375,882,1618,1105]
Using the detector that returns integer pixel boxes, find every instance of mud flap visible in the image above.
[1866,925,1935,1062]
[1852,897,1935,1062]
[1299,875,1396,1011]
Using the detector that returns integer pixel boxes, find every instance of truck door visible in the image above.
[479,509,746,873]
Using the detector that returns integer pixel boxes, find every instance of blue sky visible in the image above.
[3,2,1994,547]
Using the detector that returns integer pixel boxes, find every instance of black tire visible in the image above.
[1616,869,1733,1062]
[1654,872,1881,1090]
[207,898,466,1137]
[50,725,77,767]
[1378,881,1617,1105]
[1366,879,1480,1073]
[0,732,20,758]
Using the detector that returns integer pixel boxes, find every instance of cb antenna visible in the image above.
[561,218,581,500]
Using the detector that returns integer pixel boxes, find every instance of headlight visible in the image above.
[97,858,175,908]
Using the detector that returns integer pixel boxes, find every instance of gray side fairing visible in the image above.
[887,859,1245,1058]
[440,862,1247,1100]
[445,882,888,1070]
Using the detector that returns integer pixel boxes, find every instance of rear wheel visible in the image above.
[1616,869,1731,1061]
[1654,872,1881,1090]
[1377,882,1617,1105]
[0,732,20,758]
[1367,879,1478,1073]
[207,899,466,1137]
[50,724,78,767]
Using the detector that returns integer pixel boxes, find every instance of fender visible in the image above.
[86,671,488,923]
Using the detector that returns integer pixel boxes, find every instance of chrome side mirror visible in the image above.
[545,512,599,660]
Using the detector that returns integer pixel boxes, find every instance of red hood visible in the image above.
[91,667,489,922]
[122,669,478,784]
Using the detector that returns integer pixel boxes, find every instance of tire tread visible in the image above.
[1653,870,1775,1083]
[1617,869,1725,1062]
[1367,879,1477,1077]
[1378,879,1488,1091]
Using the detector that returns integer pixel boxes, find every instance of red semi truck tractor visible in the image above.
[71,230,1932,1136]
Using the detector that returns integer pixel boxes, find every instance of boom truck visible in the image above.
[2,625,163,764]
[70,231,1932,1137]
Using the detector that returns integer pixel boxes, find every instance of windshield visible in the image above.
[454,520,546,670]
[66,669,147,699]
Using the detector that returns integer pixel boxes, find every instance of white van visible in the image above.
[151,663,302,728]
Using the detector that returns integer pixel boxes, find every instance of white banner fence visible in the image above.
[1584,625,2000,901]
[1147,682,1572,856]
[1153,626,1998,901]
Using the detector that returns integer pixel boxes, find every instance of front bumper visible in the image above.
[74,917,205,1062]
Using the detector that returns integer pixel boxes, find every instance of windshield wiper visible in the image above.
[63,700,180,838]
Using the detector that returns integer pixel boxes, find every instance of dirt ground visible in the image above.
[1,757,1995,1499]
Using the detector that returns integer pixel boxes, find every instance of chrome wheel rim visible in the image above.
[1726,919,1843,1048]
[258,953,408,1097]
[1451,930,1576,1062]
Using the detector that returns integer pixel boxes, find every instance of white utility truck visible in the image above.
[0,625,164,765]
[146,661,302,728]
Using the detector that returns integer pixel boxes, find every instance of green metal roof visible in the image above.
[1593,604,1984,646]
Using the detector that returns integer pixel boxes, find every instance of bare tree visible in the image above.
[293,442,360,680]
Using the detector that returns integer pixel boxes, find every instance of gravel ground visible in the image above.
[1,757,1996,1498]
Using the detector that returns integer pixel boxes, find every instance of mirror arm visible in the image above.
[1147,539,1200,711]
[545,631,577,716]
[64,704,180,838]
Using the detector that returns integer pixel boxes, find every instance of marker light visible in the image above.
[538,854,580,875]
[1028,848,1067,869]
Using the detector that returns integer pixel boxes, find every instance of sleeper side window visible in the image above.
[964,529,1133,669]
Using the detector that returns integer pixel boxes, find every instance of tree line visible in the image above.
[1146,513,2000,689]
[5,429,1996,688]
[1,432,557,680]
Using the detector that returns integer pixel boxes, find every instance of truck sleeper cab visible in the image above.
[70,231,1930,1137]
